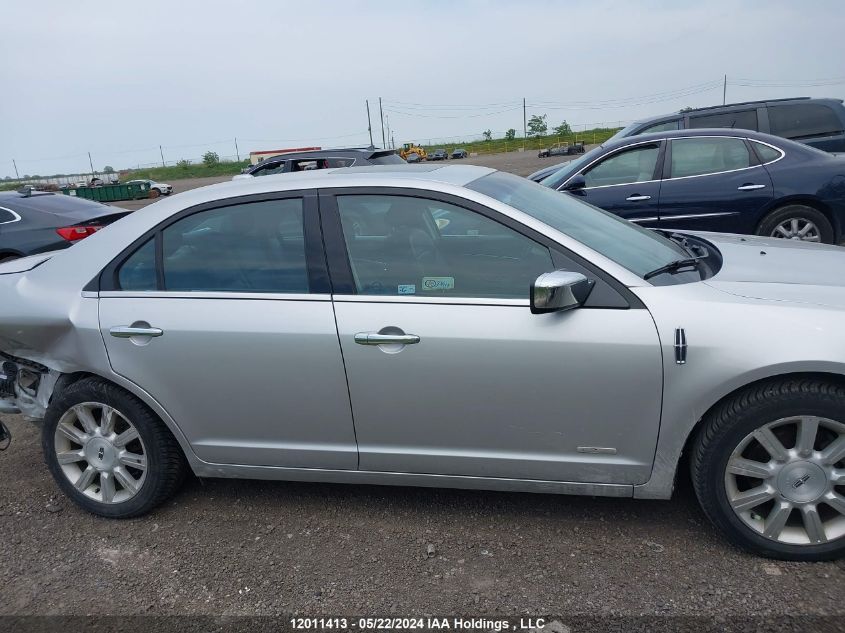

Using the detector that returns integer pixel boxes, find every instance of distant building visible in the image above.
[249,147,322,165]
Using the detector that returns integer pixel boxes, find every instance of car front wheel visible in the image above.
[43,377,186,518]
[757,204,834,244]
[692,378,845,560]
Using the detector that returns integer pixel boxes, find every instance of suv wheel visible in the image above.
[692,378,845,560]
[43,377,186,518]
[757,204,834,244]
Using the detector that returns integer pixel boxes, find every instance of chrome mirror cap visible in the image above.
[530,270,594,314]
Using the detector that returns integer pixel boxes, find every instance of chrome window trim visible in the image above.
[99,291,329,301]
[559,134,786,191]
[659,211,739,221]
[629,217,659,224]
[0,206,22,225]
[332,294,528,307]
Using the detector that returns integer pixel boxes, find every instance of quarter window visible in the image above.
[688,109,759,131]
[0,208,17,224]
[336,195,553,299]
[769,104,843,139]
[117,199,309,293]
[583,144,660,188]
[669,137,751,178]
[750,141,782,164]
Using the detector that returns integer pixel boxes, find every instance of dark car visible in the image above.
[539,128,845,244]
[609,97,845,153]
[236,148,403,179]
[0,188,128,262]
[428,149,449,161]
[451,148,468,159]
[538,142,585,158]
[527,161,572,182]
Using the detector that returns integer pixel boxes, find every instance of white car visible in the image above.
[127,179,172,198]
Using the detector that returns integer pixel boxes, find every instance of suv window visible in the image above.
[640,120,680,134]
[769,103,844,139]
[336,195,553,299]
[118,199,309,293]
[670,137,751,178]
[584,144,660,188]
[251,160,286,177]
[689,109,758,131]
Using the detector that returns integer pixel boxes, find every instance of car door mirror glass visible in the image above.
[531,270,594,314]
[563,175,586,191]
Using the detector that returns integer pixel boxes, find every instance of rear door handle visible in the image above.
[626,194,651,201]
[110,326,164,338]
[354,332,420,345]
[737,184,766,191]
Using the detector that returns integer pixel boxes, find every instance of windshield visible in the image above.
[539,149,601,189]
[466,172,689,279]
[607,122,639,143]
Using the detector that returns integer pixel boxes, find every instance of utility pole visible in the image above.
[385,114,391,149]
[234,138,240,162]
[379,97,386,148]
[88,152,95,175]
[12,159,19,179]
[523,97,527,148]
[723,74,727,105]
[159,145,166,167]
[366,100,374,147]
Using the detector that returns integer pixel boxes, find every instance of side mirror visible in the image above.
[563,174,586,191]
[531,271,594,314]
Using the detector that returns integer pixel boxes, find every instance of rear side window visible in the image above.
[769,104,844,139]
[750,141,783,164]
[670,137,751,178]
[117,199,309,293]
[0,207,18,224]
[689,109,758,131]
[640,120,680,134]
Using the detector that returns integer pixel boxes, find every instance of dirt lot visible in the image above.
[3,149,845,627]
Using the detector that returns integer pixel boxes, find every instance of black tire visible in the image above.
[42,377,187,518]
[691,377,845,560]
[756,204,835,244]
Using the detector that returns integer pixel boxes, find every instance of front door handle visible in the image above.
[626,194,652,201]
[354,332,420,346]
[737,184,766,191]
[110,326,164,338]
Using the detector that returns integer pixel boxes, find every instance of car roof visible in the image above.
[0,190,108,213]
[631,97,844,126]
[255,148,395,162]
[600,127,801,151]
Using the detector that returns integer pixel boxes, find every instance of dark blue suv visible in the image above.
[610,97,845,153]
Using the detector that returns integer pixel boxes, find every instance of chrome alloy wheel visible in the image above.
[770,218,821,242]
[725,416,845,545]
[53,402,148,504]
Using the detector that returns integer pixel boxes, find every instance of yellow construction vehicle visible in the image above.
[399,142,427,162]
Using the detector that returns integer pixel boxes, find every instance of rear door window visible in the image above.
[769,103,844,139]
[669,137,751,178]
[688,109,759,131]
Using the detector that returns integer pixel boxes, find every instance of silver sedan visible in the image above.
[1,165,844,561]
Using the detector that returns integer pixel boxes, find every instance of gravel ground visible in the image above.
[4,149,845,627]
[2,413,844,621]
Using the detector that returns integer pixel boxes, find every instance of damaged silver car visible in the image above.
[1,164,845,561]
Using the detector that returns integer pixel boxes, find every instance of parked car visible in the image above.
[528,161,571,182]
[234,148,403,180]
[126,179,172,198]
[538,142,585,158]
[404,152,422,164]
[0,188,128,262]
[3,165,845,560]
[540,128,845,243]
[609,97,845,153]
[428,149,449,161]
[451,148,468,159]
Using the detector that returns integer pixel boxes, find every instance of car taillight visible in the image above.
[56,225,103,242]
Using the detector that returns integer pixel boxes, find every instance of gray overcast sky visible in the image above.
[2,0,844,177]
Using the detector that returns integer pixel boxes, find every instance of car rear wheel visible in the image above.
[757,204,834,244]
[692,378,845,560]
[43,377,187,518]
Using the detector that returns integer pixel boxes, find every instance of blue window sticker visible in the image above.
[398,284,416,295]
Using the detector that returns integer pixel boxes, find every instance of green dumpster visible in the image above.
[63,182,149,202]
